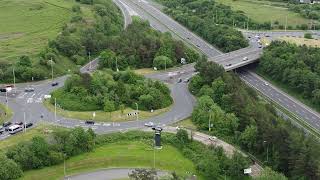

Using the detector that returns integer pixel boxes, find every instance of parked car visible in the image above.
[15,122,23,126]
[184,78,190,83]
[25,123,33,128]
[225,63,232,67]
[3,122,12,127]
[24,87,35,92]
[242,57,249,61]
[85,120,95,125]
[178,78,182,83]
[144,122,154,127]
[0,126,4,134]
[51,82,59,86]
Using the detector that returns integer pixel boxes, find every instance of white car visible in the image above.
[264,82,269,86]
[242,57,248,61]
[144,122,154,127]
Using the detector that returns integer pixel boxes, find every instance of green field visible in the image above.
[0,0,92,63]
[21,141,197,180]
[216,0,311,28]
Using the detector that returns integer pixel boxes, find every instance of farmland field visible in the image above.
[216,0,311,29]
[0,0,92,63]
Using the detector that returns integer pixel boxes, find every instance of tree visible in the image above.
[99,50,117,69]
[128,168,157,180]
[153,56,173,70]
[17,55,32,67]
[176,129,189,144]
[0,154,23,180]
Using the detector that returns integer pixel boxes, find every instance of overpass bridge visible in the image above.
[209,47,263,71]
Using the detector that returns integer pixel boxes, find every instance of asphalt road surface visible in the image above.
[1,0,320,140]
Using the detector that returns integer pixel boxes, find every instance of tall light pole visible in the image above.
[209,110,212,132]
[5,91,8,111]
[23,111,26,133]
[135,103,139,122]
[263,140,269,163]
[64,154,66,179]
[153,139,156,169]
[164,58,167,71]
[12,67,16,92]
[54,98,57,122]
[115,56,119,72]
[88,52,91,70]
[51,58,54,82]
[285,15,288,32]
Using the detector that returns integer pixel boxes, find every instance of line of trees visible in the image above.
[189,58,320,179]
[258,41,320,111]
[51,70,172,111]
[156,0,249,52]
[0,127,96,180]
[98,18,200,70]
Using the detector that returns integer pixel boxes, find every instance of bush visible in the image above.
[0,154,23,180]
[304,33,312,39]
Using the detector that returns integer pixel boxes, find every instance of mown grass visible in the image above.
[279,36,320,47]
[216,0,311,28]
[0,123,65,150]
[0,103,13,124]
[0,0,93,63]
[44,100,172,122]
[21,141,197,180]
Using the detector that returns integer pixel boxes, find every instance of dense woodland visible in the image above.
[98,18,200,70]
[189,59,320,179]
[258,41,320,111]
[155,0,250,52]
[52,70,172,111]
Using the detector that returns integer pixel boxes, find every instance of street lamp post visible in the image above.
[51,58,54,82]
[64,154,66,179]
[115,57,119,72]
[88,52,91,70]
[5,91,8,111]
[209,110,212,132]
[13,68,16,93]
[54,98,57,121]
[263,140,269,163]
[135,103,139,121]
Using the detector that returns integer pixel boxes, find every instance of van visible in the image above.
[8,125,23,135]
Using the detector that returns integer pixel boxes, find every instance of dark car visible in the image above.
[0,128,4,134]
[15,122,23,126]
[3,122,12,127]
[24,87,35,92]
[51,82,59,86]
[25,123,33,128]
[178,78,182,83]
[85,120,95,125]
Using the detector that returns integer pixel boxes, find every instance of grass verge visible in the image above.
[0,103,13,124]
[279,36,320,47]
[44,100,172,122]
[21,141,197,180]
[0,123,66,150]
[216,0,311,29]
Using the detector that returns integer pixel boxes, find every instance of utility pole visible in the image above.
[23,111,26,133]
[247,17,249,30]
[13,68,16,92]
[64,154,66,179]
[209,110,212,132]
[51,58,53,81]
[88,51,91,70]
[5,91,8,110]
[54,98,57,121]
[285,15,288,32]
[115,57,119,72]
[164,58,167,71]
[153,140,156,169]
